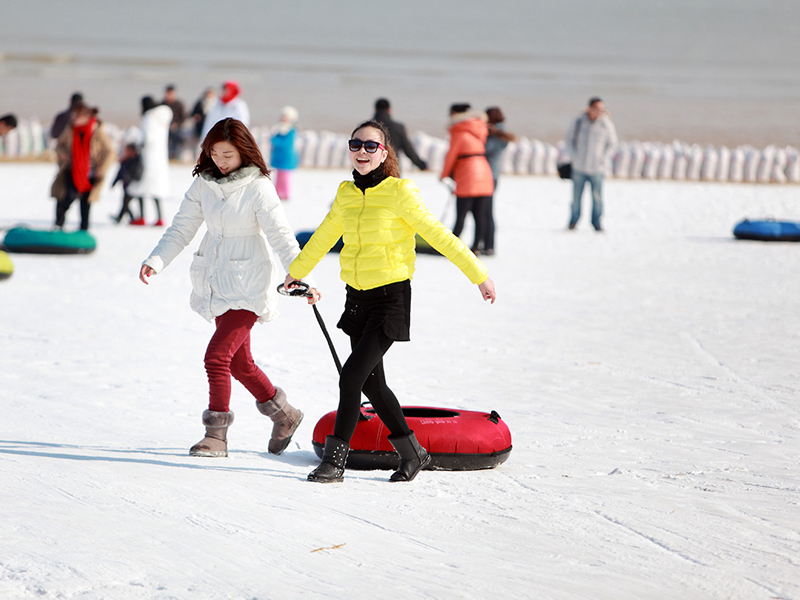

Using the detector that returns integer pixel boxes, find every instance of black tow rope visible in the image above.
[278,282,374,422]
[277,282,342,374]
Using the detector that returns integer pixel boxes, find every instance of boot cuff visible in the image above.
[322,435,350,464]
[255,387,287,417]
[202,409,234,428]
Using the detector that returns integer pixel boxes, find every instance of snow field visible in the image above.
[1,163,799,599]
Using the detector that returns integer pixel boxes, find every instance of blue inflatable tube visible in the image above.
[295,230,343,252]
[733,219,800,242]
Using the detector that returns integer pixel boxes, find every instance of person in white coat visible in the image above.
[200,80,250,141]
[127,97,172,226]
[564,97,618,231]
[139,118,317,458]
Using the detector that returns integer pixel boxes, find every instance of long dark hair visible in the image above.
[350,120,400,178]
[193,118,270,178]
[141,96,157,115]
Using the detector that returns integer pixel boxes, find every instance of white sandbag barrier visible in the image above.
[410,134,800,184]
[0,118,47,157]
[0,119,125,159]
[3,119,799,184]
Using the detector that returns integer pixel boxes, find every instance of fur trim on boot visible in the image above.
[189,409,234,458]
[307,435,349,483]
[388,431,431,482]
[256,387,303,455]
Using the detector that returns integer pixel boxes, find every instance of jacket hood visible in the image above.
[448,112,489,142]
[201,164,261,190]
[448,110,488,128]
[221,80,241,104]
[273,105,298,135]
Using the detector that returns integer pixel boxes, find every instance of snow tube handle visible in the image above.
[277,281,311,298]
[359,402,374,421]
[487,410,501,424]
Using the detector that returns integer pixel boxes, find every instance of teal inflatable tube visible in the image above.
[2,227,97,254]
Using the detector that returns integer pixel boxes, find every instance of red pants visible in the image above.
[205,310,276,412]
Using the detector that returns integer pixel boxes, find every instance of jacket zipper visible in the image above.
[353,188,367,289]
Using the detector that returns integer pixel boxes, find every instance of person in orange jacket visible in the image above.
[440,103,495,255]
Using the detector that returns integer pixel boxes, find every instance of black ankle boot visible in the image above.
[388,431,431,482]
[308,435,349,483]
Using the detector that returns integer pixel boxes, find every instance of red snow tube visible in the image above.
[312,405,512,471]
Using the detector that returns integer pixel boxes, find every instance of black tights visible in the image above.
[115,194,138,222]
[137,197,162,221]
[332,328,411,443]
[452,195,491,251]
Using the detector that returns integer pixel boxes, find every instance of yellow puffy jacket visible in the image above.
[289,177,488,291]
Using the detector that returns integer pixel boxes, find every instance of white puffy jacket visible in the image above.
[128,104,172,199]
[143,165,307,323]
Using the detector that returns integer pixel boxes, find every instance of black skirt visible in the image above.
[337,280,411,342]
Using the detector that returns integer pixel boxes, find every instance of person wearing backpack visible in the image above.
[563,97,618,232]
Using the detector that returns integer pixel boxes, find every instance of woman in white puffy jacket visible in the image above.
[139,118,318,458]
[127,96,172,226]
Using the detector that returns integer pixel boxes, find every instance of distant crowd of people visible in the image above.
[1,80,617,238]
[369,95,617,246]
[42,81,263,229]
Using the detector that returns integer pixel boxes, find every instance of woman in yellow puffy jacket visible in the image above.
[285,120,496,484]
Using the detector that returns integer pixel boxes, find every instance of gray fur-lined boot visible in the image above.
[255,387,304,455]
[189,409,235,457]
[308,435,349,483]
[388,431,431,482]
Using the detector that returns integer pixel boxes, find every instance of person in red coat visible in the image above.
[440,104,495,255]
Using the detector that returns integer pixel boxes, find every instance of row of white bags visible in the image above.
[256,130,800,184]
[605,140,800,183]
[0,118,126,159]
[4,119,798,184]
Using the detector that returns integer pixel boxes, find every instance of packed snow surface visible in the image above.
[1,164,799,599]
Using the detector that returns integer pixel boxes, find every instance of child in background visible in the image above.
[269,106,299,200]
[111,143,144,224]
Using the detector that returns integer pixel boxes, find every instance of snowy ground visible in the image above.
[1,163,799,600]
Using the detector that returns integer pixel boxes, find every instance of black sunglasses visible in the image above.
[348,139,386,153]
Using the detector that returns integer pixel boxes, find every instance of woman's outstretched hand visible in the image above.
[139,264,155,284]
[478,278,496,304]
[283,273,321,305]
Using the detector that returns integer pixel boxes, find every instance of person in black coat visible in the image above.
[50,92,83,140]
[162,84,186,160]
[372,98,427,172]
